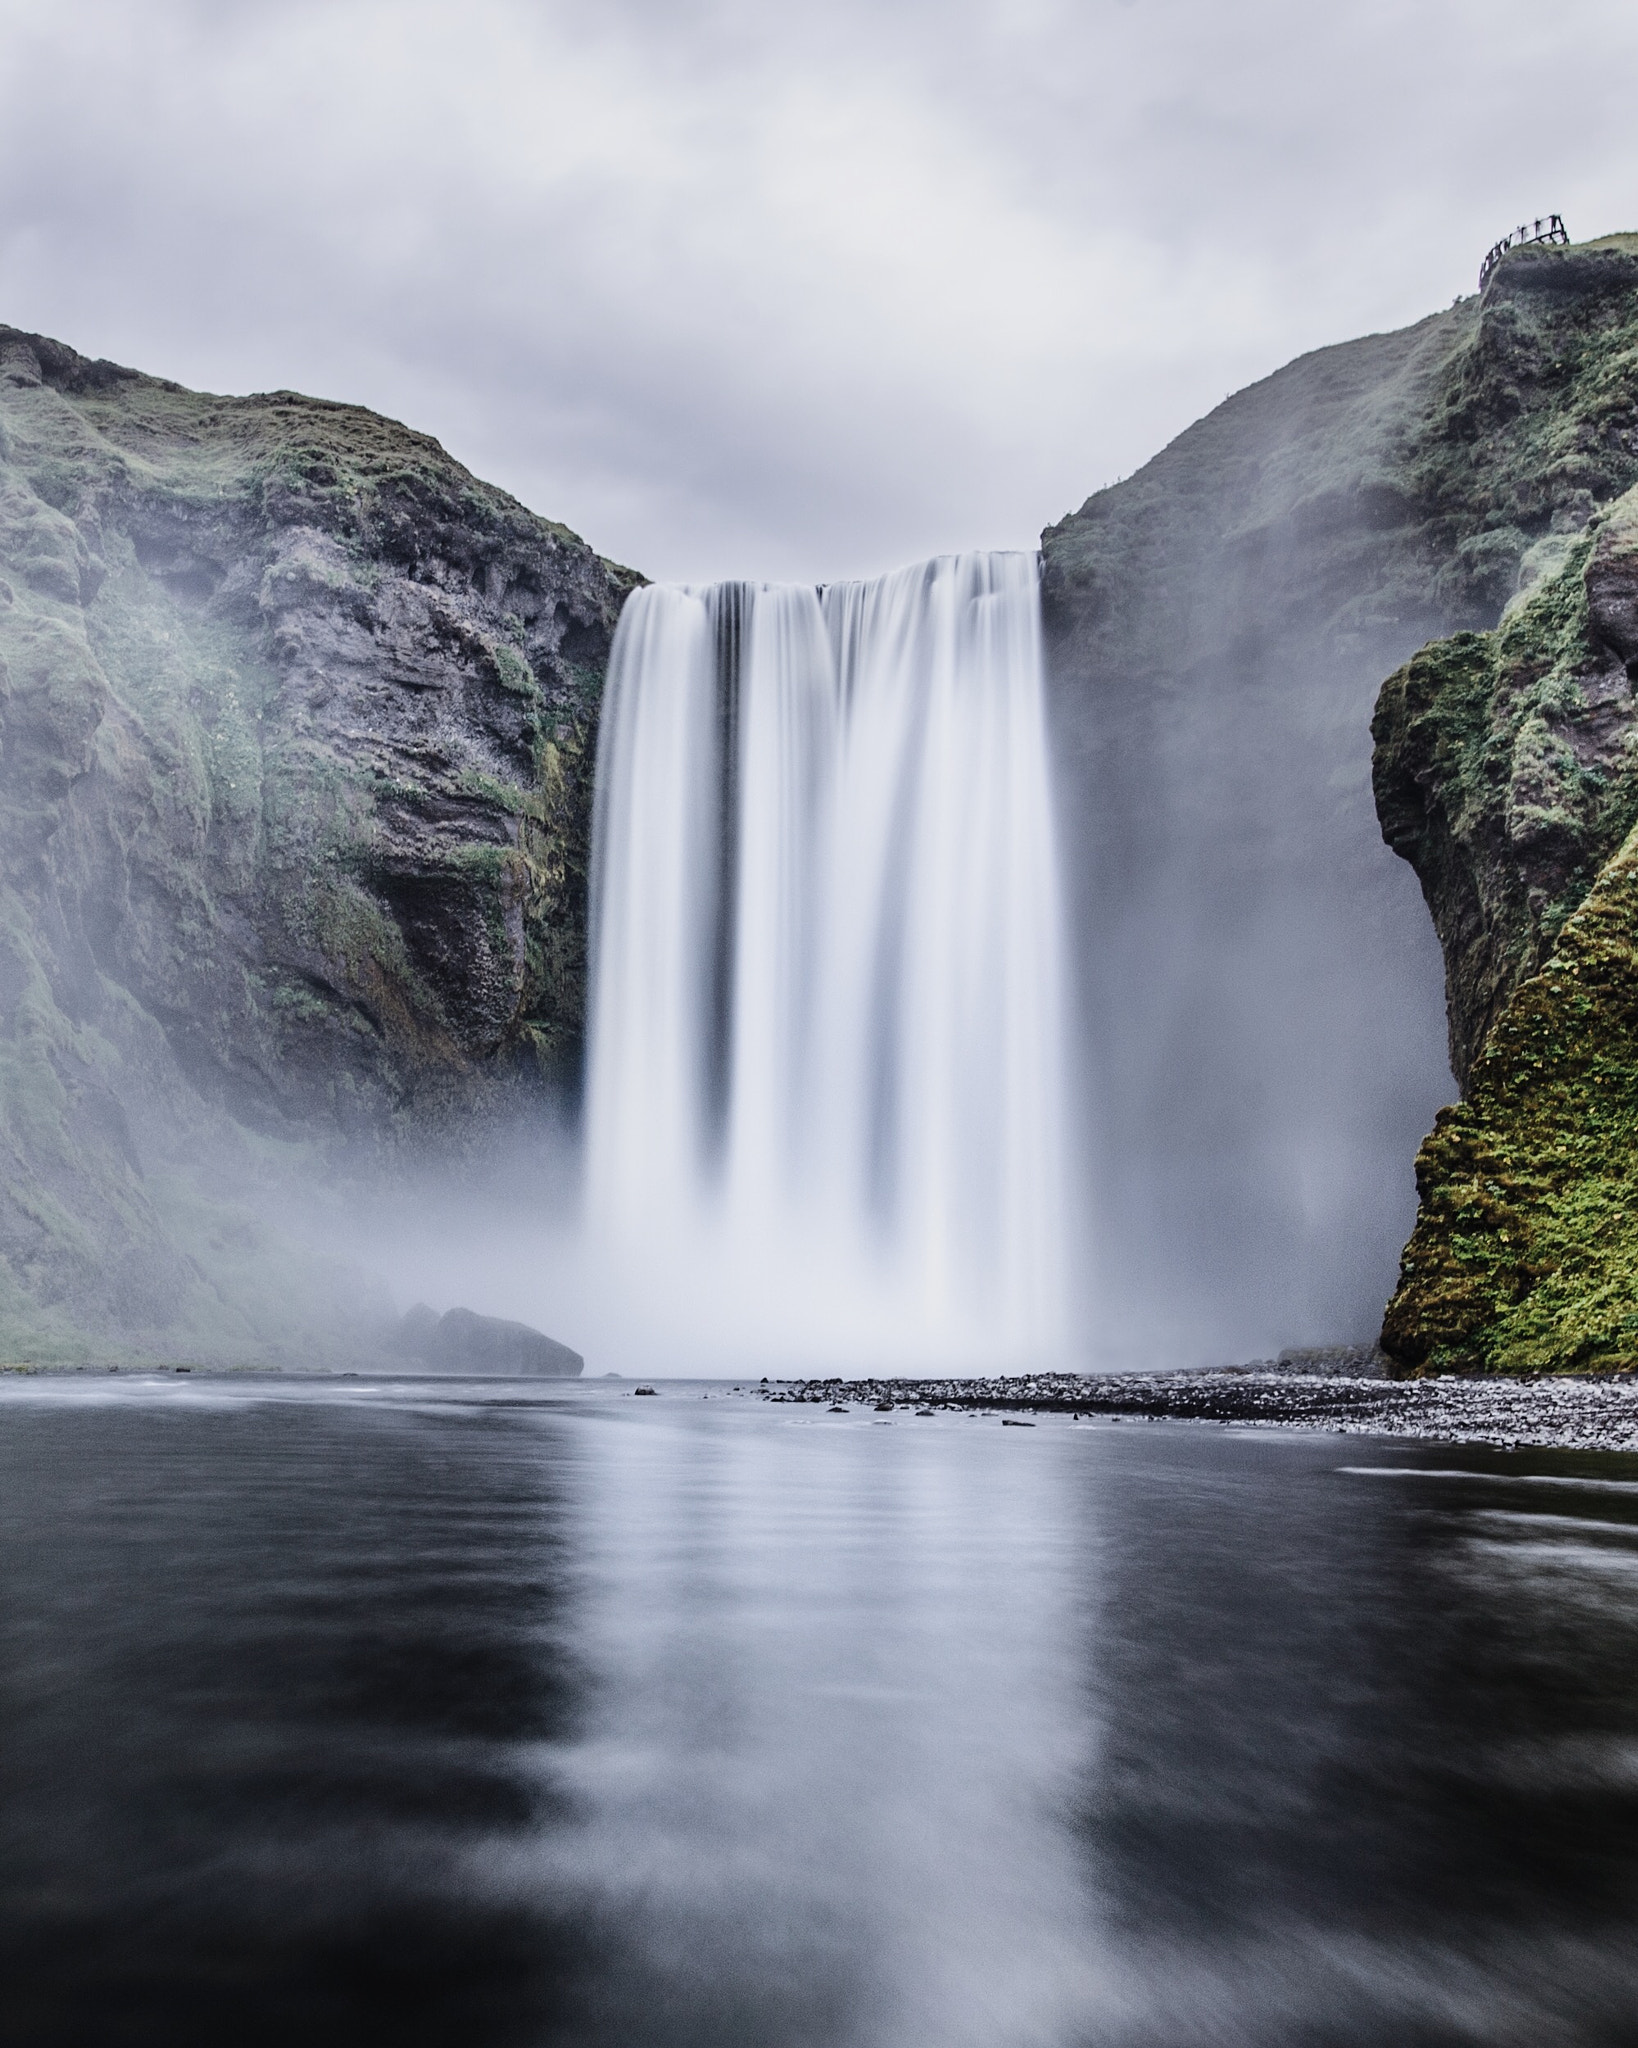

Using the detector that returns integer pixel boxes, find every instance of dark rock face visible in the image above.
[0,323,636,1360]
[396,1303,583,1377]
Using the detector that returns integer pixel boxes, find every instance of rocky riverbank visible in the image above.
[765,1364,1638,1453]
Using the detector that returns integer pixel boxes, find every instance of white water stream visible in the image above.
[584,551,1074,1369]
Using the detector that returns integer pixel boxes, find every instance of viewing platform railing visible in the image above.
[1479,215,1569,291]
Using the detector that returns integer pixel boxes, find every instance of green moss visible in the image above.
[1376,631,1499,820]
[514,719,594,1072]
[82,540,281,872]
[488,641,536,697]
[454,765,540,818]
[1384,821,1638,1373]
[289,871,448,1050]
[267,977,334,1023]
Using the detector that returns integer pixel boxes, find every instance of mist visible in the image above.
[1043,306,1480,1367]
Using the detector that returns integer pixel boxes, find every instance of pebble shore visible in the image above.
[764,1368,1638,1453]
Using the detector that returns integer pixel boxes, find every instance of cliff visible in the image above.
[1043,227,1638,1368]
[0,325,635,1363]
[1372,235,1638,1373]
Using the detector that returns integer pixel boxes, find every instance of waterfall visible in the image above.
[585,551,1075,1369]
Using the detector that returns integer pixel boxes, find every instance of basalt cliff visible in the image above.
[0,324,635,1363]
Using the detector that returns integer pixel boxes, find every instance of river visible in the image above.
[5,1376,1638,2045]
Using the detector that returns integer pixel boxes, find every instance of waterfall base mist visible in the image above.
[582,552,1078,1376]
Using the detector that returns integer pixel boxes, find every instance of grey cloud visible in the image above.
[1,0,1635,579]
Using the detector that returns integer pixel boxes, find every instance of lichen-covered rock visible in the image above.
[0,323,637,1360]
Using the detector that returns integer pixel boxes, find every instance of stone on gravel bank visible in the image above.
[394,1302,582,1377]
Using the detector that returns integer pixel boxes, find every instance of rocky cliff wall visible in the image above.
[1371,235,1638,1373]
[1045,230,1638,1367]
[0,325,635,1362]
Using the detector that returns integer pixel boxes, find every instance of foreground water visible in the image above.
[6,1381,1638,2045]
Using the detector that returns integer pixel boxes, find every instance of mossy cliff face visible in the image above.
[1373,237,1638,1373]
[1374,500,1638,1086]
[1382,816,1638,1374]
[0,324,636,1360]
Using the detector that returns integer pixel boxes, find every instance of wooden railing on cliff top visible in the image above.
[1479,215,1569,291]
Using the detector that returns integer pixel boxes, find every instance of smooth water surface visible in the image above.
[6,1378,1638,2045]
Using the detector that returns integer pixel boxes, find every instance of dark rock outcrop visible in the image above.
[395,1302,582,1376]
[1373,500,1638,1092]
[0,323,637,1361]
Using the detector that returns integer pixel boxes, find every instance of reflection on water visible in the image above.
[5,1383,1638,2044]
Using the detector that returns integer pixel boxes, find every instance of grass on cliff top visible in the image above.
[1384,816,1638,1374]
[3,329,593,556]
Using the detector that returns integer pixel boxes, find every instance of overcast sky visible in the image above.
[1,0,1635,583]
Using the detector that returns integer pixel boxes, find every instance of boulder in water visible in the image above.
[395,1304,583,1377]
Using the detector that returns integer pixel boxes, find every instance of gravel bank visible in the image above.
[765,1369,1638,1453]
